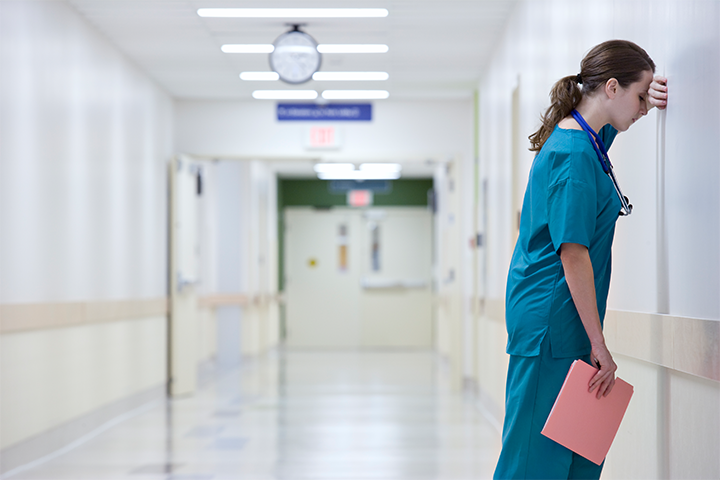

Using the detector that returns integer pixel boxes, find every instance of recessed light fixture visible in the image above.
[360,163,402,173]
[312,72,389,81]
[252,90,318,100]
[317,44,389,53]
[317,171,401,180]
[240,72,280,81]
[322,90,390,100]
[314,163,402,180]
[222,44,274,53]
[222,44,389,54]
[198,8,389,18]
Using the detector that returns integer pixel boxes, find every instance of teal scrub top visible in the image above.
[505,124,621,358]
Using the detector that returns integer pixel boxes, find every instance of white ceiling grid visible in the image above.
[67,0,520,100]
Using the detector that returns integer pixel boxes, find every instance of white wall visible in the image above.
[473,0,720,477]
[478,0,720,318]
[175,99,472,162]
[0,1,172,303]
[0,0,173,450]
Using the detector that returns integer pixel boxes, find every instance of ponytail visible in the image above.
[528,75,582,152]
[528,40,656,152]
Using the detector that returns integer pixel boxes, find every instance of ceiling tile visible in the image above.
[68,0,519,100]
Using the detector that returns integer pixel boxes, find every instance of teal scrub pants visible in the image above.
[493,334,604,480]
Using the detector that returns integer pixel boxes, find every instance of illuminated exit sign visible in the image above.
[347,189,373,207]
[306,126,342,150]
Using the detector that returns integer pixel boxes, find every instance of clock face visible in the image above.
[270,30,321,84]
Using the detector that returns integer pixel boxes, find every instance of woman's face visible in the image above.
[608,70,654,132]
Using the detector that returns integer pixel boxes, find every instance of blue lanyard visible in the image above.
[570,109,633,216]
[571,110,611,173]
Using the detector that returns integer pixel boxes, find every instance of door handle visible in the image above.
[176,273,199,292]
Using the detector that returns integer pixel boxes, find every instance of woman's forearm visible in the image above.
[559,243,605,347]
[560,242,617,397]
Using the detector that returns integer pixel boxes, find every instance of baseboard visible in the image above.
[0,384,165,475]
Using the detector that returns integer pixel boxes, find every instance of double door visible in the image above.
[284,206,433,348]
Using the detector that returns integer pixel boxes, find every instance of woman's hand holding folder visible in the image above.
[541,360,634,466]
[589,343,617,398]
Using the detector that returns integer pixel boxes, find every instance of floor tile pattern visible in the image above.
[10,350,501,479]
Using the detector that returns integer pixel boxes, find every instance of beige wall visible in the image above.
[475,302,509,423]
[604,354,720,479]
[0,316,166,449]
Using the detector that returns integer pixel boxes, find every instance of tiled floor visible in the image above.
[9,350,502,479]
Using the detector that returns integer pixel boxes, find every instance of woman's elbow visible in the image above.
[559,243,589,264]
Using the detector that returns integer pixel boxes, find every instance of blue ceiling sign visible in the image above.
[277,103,372,121]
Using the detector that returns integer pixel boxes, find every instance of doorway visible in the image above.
[284,206,433,348]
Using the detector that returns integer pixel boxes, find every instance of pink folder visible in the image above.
[541,359,634,465]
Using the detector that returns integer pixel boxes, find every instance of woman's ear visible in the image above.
[605,78,619,99]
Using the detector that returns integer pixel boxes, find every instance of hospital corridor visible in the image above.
[1,1,719,479]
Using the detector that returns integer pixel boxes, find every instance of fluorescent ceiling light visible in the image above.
[313,163,355,173]
[360,163,402,173]
[318,171,401,180]
[240,72,279,81]
[312,72,389,81]
[252,90,318,100]
[322,90,390,100]
[224,44,389,54]
[222,44,274,53]
[315,163,402,180]
[198,8,389,18]
[317,44,389,53]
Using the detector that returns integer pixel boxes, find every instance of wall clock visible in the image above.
[269,26,321,84]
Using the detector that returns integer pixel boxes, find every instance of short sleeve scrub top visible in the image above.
[494,123,621,479]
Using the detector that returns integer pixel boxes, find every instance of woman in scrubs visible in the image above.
[493,40,668,480]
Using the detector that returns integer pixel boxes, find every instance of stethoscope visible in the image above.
[571,109,633,216]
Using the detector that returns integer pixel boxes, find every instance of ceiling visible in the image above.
[67,0,520,101]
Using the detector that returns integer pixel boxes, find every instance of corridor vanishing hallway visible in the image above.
[8,351,502,480]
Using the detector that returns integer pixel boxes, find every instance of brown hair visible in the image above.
[528,40,656,152]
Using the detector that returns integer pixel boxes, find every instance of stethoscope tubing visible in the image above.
[570,110,633,216]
